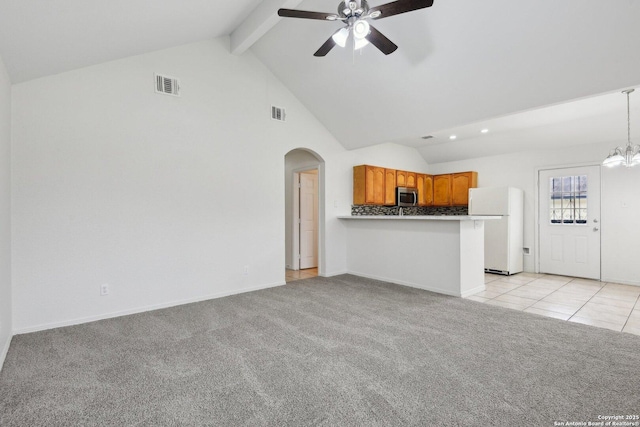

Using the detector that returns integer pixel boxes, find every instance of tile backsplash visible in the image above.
[351,205,468,216]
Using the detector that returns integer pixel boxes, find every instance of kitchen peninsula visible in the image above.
[338,215,501,297]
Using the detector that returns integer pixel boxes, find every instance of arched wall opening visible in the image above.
[284,148,325,276]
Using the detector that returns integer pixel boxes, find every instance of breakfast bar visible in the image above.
[338,215,501,297]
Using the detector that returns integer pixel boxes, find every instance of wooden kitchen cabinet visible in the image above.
[353,165,385,205]
[396,170,417,188]
[396,170,407,187]
[416,174,434,206]
[433,174,452,206]
[384,168,397,205]
[424,175,434,206]
[406,172,417,188]
[451,171,478,206]
[354,165,476,207]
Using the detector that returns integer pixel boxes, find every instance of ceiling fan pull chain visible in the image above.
[352,36,355,65]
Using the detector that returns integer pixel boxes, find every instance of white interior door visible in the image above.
[539,165,601,279]
[299,172,318,269]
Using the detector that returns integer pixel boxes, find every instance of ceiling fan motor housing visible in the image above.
[340,0,369,18]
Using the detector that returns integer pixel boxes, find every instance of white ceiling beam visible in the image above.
[230,0,303,55]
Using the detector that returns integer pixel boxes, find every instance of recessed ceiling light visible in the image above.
[449,135,457,140]
[481,129,489,133]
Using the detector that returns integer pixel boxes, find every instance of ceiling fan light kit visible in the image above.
[603,89,640,168]
[277,0,434,57]
[353,20,370,38]
[332,28,349,48]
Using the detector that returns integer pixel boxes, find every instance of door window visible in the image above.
[549,175,587,224]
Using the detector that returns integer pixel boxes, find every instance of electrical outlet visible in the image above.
[523,247,531,256]
[100,283,109,296]
[243,266,249,276]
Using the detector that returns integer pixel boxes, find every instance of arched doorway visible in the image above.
[284,148,325,282]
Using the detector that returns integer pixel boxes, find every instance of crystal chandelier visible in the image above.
[603,89,640,168]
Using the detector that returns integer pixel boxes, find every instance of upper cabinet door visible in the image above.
[416,174,426,206]
[384,169,397,206]
[406,172,417,188]
[424,175,434,206]
[396,170,407,187]
[416,174,433,206]
[451,172,478,206]
[366,166,385,205]
[353,165,385,205]
[433,174,452,206]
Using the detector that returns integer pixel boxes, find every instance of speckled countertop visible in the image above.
[338,215,502,221]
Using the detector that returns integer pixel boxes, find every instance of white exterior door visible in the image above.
[539,165,601,279]
[299,172,318,269]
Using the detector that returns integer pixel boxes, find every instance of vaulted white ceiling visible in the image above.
[251,0,640,160]
[1,0,640,163]
[0,0,263,83]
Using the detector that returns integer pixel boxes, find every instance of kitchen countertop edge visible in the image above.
[338,215,502,221]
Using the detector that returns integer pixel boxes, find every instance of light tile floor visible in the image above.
[285,267,318,283]
[466,273,640,336]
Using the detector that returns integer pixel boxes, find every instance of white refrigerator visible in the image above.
[469,187,524,275]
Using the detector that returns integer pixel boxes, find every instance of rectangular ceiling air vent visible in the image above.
[155,73,180,97]
[271,105,286,122]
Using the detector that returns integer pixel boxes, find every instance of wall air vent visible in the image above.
[155,73,180,97]
[271,105,286,122]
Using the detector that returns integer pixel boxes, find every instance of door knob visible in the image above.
[593,227,599,232]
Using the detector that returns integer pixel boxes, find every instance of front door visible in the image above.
[538,165,601,279]
[299,172,318,269]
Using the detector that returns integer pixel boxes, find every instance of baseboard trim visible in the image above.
[322,270,349,277]
[600,277,640,287]
[13,280,286,335]
[347,271,462,297]
[460,284,486,298]
[0,334,11,373]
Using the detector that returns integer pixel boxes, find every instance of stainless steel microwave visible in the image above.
[396,187,418,206]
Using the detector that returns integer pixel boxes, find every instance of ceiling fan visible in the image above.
[278,0,434,57]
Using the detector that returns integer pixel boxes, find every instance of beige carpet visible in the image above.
[1,274,639,426]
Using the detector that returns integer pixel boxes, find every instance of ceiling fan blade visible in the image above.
[365,26,398,55]
[370,0,434,20]
[314,33,339,57]
[278,9,338,21]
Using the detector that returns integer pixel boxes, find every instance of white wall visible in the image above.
[11,38,354,332]
[427,142,640,285]
[346,142,431,175]
[0,53,11,369]
[11,38,430,333]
